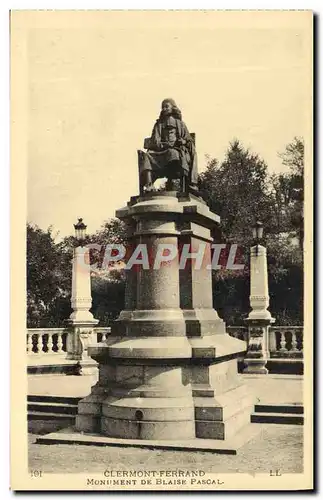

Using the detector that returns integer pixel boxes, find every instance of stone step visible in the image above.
[28,395,81,405]
[191,384,215,397]
[251,412,304,425]
[28,363,78,375]
[27,408,304,427]
[254,404,303,415]
[27,395,304,427]
[35,423,262,455]
[28,411,75,423]
[28,402,78,415]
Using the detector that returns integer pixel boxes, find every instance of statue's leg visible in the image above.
[138,150,156,192]
[165,178,175,191]
[165,160,182,191]
[143,170,154,191]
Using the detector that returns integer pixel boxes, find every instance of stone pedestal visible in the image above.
[76,192,253,441]
[243,245,275,374]
[66,245,99,375]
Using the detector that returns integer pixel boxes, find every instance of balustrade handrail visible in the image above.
[26,325,302,333]
[27,327,67,333]
[270,326,303,330]
[27,326,111,333]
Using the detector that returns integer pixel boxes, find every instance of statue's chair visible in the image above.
[138,133,195,195]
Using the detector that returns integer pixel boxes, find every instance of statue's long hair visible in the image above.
[159,100,182,120]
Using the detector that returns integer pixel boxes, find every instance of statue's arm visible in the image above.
[149,122,162,151]
[177,121,194,147]
[183,122,193,142]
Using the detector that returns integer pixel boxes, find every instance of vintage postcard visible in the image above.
[10,10,313,491]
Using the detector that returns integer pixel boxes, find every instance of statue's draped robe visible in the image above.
[139,116,198,186]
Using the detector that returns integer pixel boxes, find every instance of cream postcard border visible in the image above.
[10,10,313,491]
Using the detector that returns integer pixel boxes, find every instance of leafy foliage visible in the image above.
[200,138,304,325]
[199,140,275,243]
[269,137,304,246]
[27,224,72,327]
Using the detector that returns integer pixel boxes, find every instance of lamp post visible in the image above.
[74,218,87,245]
[252,221,263,256]
[243,222,275,374]
[66,218,98,375]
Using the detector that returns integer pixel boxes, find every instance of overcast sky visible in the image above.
[23,11,311,238]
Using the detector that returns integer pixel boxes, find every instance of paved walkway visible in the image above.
[28,425,303,474]
[28,373,303,405]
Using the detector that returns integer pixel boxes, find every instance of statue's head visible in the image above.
[160,98,182,120]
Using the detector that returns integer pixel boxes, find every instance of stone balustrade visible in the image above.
[26,327,111,355]
[27,325,303,358]
[93,327,111,343]
[226,326,303,359]
[269,326,304,358]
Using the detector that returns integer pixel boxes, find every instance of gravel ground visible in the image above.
[28,424,303,474]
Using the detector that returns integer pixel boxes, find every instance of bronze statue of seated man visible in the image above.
[138,98,198,193]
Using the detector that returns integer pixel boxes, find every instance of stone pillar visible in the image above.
[178,217,225,337]
[76,192,254,444]
[66,245,99,375]
[243,245,275,374]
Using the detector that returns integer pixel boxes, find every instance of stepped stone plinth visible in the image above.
[76,192,254,446]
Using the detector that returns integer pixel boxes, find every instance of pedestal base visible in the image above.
[243,318,275,375]
[76,334,253,442]
[37,423,262,455]
[75,192,254,443]
[243,359,269,375]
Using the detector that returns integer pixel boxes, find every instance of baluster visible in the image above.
[101,330,107,342]
[27,332,33,354]
[280,331,287,351]
[268,328,277,354]
[299,332,303,352]
[57,332,63,353]
[291,331,298,351]
[37,333,43,354]
[47,333,54,354]
[62,332,67,352]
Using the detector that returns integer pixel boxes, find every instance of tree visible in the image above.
[199,140,274,243]
[88,219,127,324]
[92,218,127,247]
[279,136,304,174]
[27,223,72,327]
[91,275,125,325]
[270,137,304,246]
[266,234,303,325]
[198,138,304,325]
